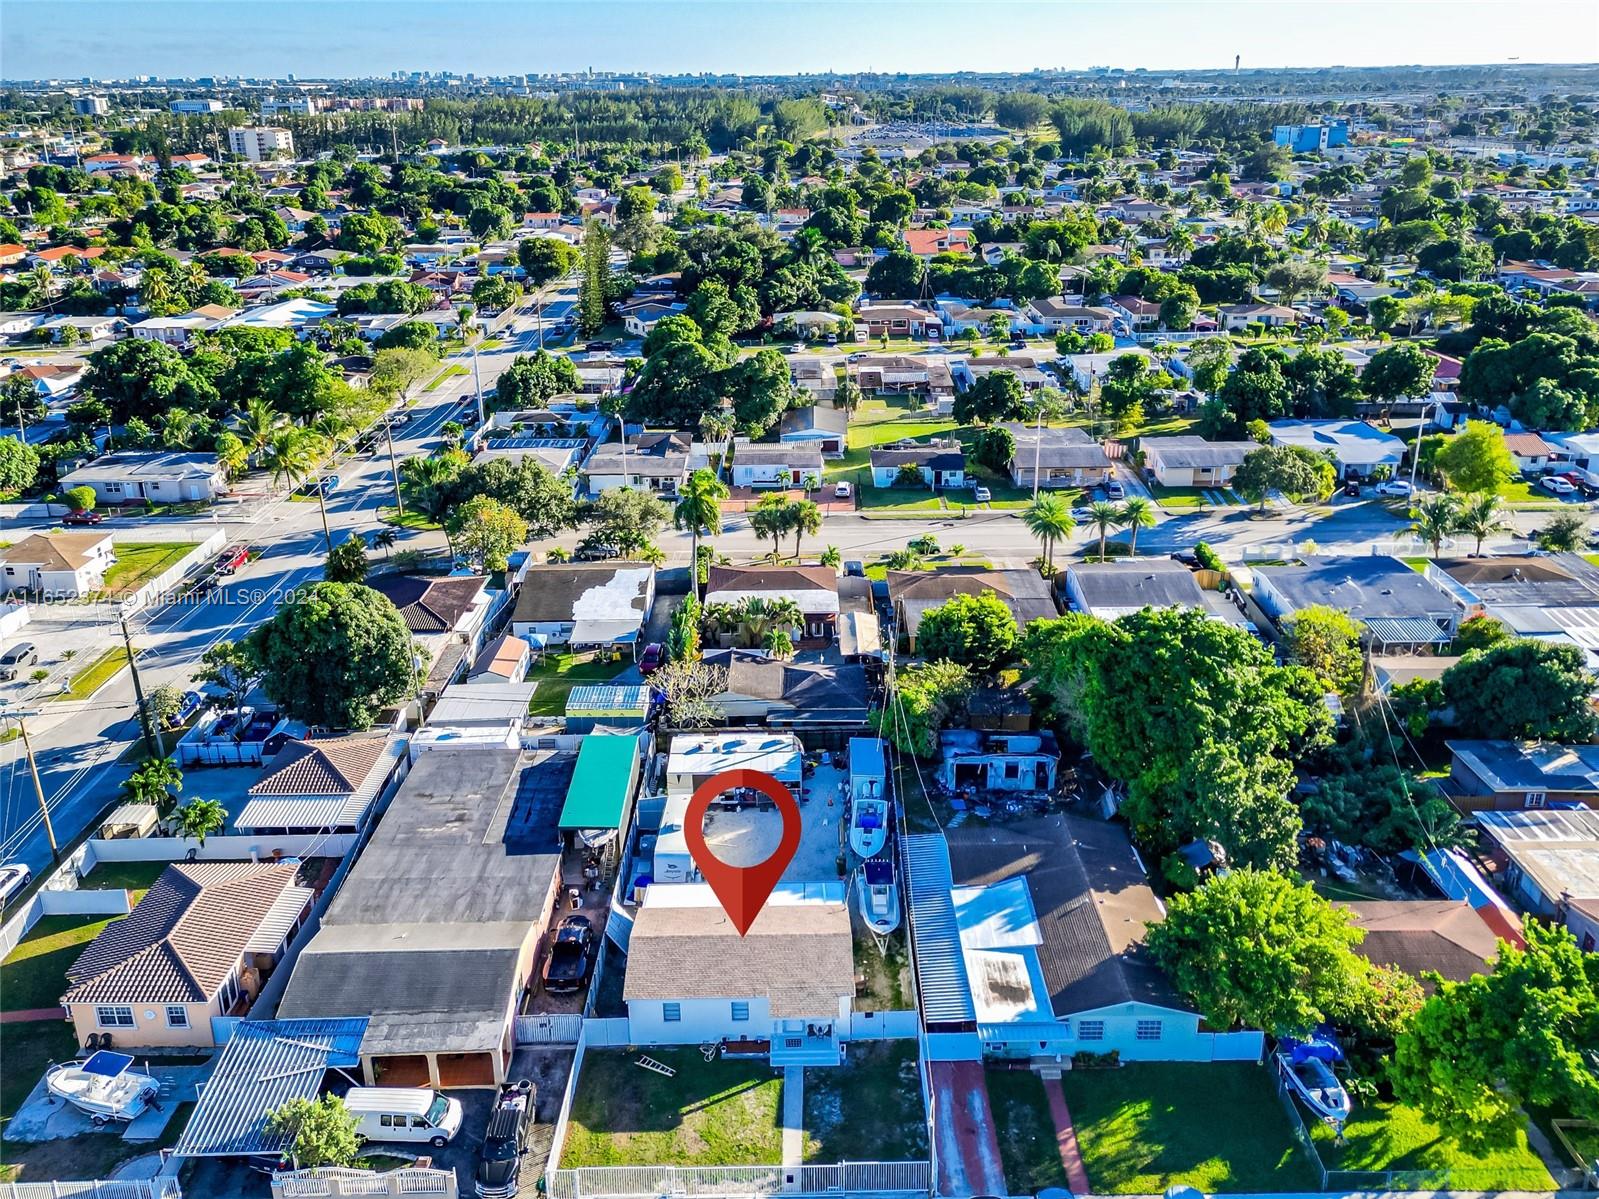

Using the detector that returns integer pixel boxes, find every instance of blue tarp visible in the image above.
[1279,1026,1344,1064]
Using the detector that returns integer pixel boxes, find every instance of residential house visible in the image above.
[583,430,691,496]
[889,567,1058,652]
[870,444,966,490]
[1107,295,1162,332]
[623,884,855,1065]
[0,531,116,595]
[0,313,50,341]
[1503,432,1557,474]
[1426,555,1599,665]
[472,438,587,478]
[1476,808,1599,938]
[778,405,847,457]
[705,650,871,730]
[959,356,1052,391]
[1268,419,1405,479]
[278,748,572,1088]
[1141,435,1256,488]
[1064,560,1251,629]
[622,301,687,338]
[1445,740,1599,812]
[367,573,492,691]
[470,634,532,684]
[1217,303,1299,332]
[729,440,825,489]
[853,355,955,402]
[41,314,119,343]
[854,304,942,339]
[705,565,840,646]
[789,358,839,404]
[234,734,405,836]
[63,861,313,1050]
[1251,556,1458,648]
[904,228,972,258]
[510,562,656,650]
[1345,901,1502,988]
[1061,349,1152,391]
[13,362,85,399]
[129,315,214,347]
[1002,424,1111,490]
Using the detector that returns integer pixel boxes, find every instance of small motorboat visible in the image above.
[46,1051,159,1125]
[849,795,889,858]
[856,857,901,934]
[1276,1033,1351,1126]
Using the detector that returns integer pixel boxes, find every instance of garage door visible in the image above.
[373,1055,431,1088]
[437,1052,498,1089]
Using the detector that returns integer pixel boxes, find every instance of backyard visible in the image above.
[803,1042,927,1163]
[985,1069,1068,1194]
[559,1049,784,1167]
[100,542,194,596]
[1311,1098,1556,1190]
[526,652,630,717]
[1058,1063,1319,1193]
[0,912,123,1014]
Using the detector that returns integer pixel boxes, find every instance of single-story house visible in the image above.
[1003,424,1112,490]
[1023,298,1116,335]
[367,573,493,690]
[1502,432,1558,474]
[41,314,120,343]
[1445,739,1599,812]
[1476,808,1599,936]
[870,444,966,490]
[510,562,656,650]
[1065,559,1245,626]
[470,633,532,684]
[1250,555,1458,644]
[59,451,228,505]
[1268,420,1404,479]
[853,355,955,401]
[622,301,688,338]
[278,747,571,1088]
[1344,900,1502,988]
[889,567,1059,652]
[0,531,115,595]
[1061,349,1152,392]
[1141,435,1256,488]
[778,406,847,458]
[63,861,313,1050]
[854,304,942,339]
[706,650,871,729]
[583,431,691,497]
[623,884,856,1065]
[729,441,825,489]
[129,315,214,346]
[789,358,839,403]
[234,734,405,836]
[1217,303,1300,331]
[1107,295,1161,332]
[705,564,840,646]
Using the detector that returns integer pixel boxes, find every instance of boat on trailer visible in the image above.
[849,794,889,858]
[45,1051,159,1125]
[1275,1032,1352,1126]
[855,857,901,934]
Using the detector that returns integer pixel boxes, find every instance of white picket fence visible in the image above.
[0,1183,181,1199]
[546,1161,932,1199]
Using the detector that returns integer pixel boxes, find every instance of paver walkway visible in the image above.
[1040,1074,1093,1194]
[781,1065,804,1167]
[0,1006,67,1022]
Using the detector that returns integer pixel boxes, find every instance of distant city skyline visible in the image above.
[5,0,1597,81]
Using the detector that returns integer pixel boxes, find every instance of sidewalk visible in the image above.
[781,1065,804,1168]
[1040,1074,1092,1194]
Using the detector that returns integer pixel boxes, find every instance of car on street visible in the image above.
[0,642,38,681]
[475,1080,537,1198]
[61,509,104,526]
[833,481,852,499]
[541,914,596,994]
[638,643,665,675]
[216,544,250,575]
[0,863,32,907]
[1375,479,1415,497]
[584,341,613,353]
[300,475,341,497]
[573,537,621,562]
[167,690,206,729]
[783,343,804,354]
[973,485,992,502]
[844,560,865,577]
[1071,506,1095,521]
[1540,475,1578,496]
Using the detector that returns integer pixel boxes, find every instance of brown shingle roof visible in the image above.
[366,574,486,634]
[63,861,302,1005]
[1346,900,1502,988]
[249,734,391,797]
[0,532,111,572]
[704,564,838,595]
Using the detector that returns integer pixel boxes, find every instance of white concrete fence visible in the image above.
[271,1168,456,1197]
[0,841,128,959]
[0,1182,182,1199]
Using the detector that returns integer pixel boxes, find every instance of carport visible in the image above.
[173,1017,367,1159]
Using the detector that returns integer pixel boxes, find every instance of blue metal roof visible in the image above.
[1363,616,1451,645]
[902,833,975,1025]
[174,1018,367,1159]
[565,684,650,716]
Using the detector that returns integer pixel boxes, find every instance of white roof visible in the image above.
[1269,419,1405,465]
[953,878,1052,1025]
[343,1088,440,1116]
[952,878,1040,950]
[572,565,654,632]
[666,732,803,782]
[219,298,337,329]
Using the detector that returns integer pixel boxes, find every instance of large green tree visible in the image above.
[494,350,580,411]
[1434,420,1515,494]
[915,594,1018,675]
[1441,639,1599,742]
[80,338,218,423]
[246,582,418,729]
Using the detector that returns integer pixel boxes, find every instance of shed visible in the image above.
[100,802,159,839]
[557,734,641,839]
[564,684,650,733]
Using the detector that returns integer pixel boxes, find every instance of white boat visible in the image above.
[46,1051,159,1125]
[856,858,901,934]
[849,795,889,858]
[1276,1050,1351,1125]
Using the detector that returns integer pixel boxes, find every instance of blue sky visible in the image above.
[5,0,1597,79]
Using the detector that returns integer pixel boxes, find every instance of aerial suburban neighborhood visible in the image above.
[0,6,1598,1198]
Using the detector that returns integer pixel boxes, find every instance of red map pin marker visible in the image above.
[683,768,802,936]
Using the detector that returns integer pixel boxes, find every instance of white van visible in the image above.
[345,1087,464,1148]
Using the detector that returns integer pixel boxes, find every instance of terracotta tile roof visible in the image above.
[34,246,104,261]
[63,861,302,1005]
[366,573,486,634]
[249,733,391,797]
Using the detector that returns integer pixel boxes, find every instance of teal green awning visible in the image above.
[558,735,640,831]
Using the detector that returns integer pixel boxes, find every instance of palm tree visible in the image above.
[174,798,226,846]
[674,468,729,601]
[371,528,398,559]
[736,597,776,648]
[789,499,821,558]
[1087,500,1123,562]
[1456,492,1509,556]
[263,429,333,551]
[26,266,55,311]
[180,258,209,298]
[819,545,842,572]
[238,399,280,460]
[765,597,804,639]
[763,628,795,659]
[749,496,791,561]
[141,268,176,315]
[701,602,741,645]
[1022,493,1075,570]
[1118,496,1157,556]
[1408,494,1463,557]
[124,756,183,819]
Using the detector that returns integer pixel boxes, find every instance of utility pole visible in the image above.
[118,608,164,762]
[383,412,405,519]
[2,707,58,863]
[470,335,485,426]
[313,472,334,554]
[1031,404,1044,500]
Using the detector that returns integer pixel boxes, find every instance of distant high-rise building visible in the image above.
[228,125,294,161]
[73,96,109,116]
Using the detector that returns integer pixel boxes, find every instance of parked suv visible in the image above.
[541,914,596,994]
[216,544,250,575]
[0,642,38,681]
[475,1080,537,1198]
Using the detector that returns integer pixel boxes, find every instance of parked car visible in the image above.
[973,485,992,502]
[0,642,38,681]
[573,537,621,562]
[1104,479,1125,499]
[216,544,250,575]
[825,333,839,346]
[345,1087,463,1150]
[541,914,596,994]
[1070,506,1095,521]
[475,1080,538,1198]
[0,863,32,906]
[1375,479,1414,497]
[1342,479,1361,497]
[167,690,206,729]
[1561,472,1599,499]
[638,643,665,675]
[783,343,804,354]
[834,481,852,499]
[584,341,613,353]
[61,509,104,526]
[843,560,865,577]
[1540,475,1578,495]
[300,475,340,497]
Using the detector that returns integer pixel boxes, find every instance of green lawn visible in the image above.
[986,1070,1068,1194]
[525,653,629,717]
[559,1049,784,1167]
[0,913,120,1012]
[1149,483,1233,510]
[1310,1098,1554,1190]
[378,506,442,531]
[1545,1117,1599,1171]
[78,860,168,904]
[0,1020,78,1132]
[46,645,130,702]
[424,364,468,391]
[101,542,194,596]
[1060,1063,1318,1193]
[1497,478,1568,510]
[803,1042,927,1162]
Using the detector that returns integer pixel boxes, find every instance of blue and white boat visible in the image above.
[46,1051,159,1125]
[1276,1031,1352,1126]
[855,857,901,934]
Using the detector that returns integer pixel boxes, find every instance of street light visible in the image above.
[0,704,57,862]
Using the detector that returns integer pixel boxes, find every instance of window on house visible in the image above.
[1078,1020,1105,1041]
[165,1006,189,1029]
[96,1006,135,1028]
[1136,1020,1163,1042]
[662,1003,682,1023]
[731,1002,750,1022]
[1526,792,1547,808]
